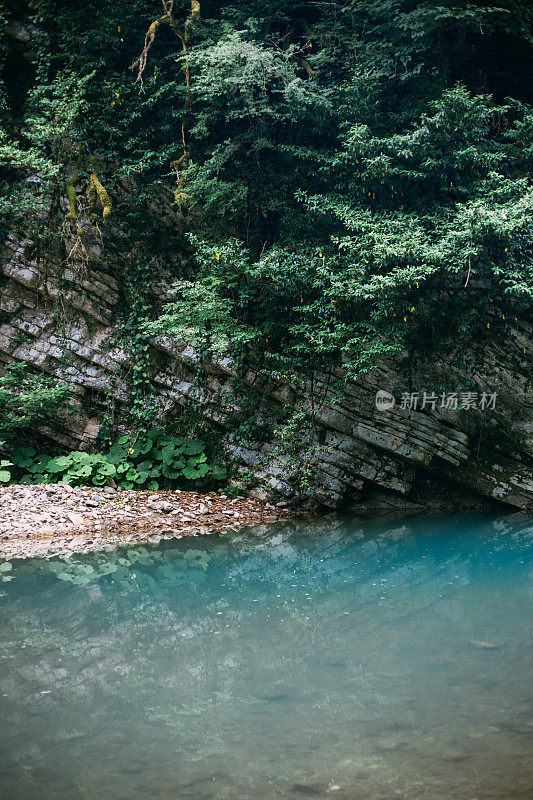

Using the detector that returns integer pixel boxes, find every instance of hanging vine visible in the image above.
[132,1,200,211]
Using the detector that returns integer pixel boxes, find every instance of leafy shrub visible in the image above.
[8,429,226,490]
[0,454,13,484]
[0,364,70,442]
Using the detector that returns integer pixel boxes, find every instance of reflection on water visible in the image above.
[0,513,532,800]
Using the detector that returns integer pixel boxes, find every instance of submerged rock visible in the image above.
[442,750,468,762]
[373,739,402,752]
[470,640,500,650]
[290,782,327,795]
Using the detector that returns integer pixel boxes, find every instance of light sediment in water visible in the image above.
[0,512,531,799]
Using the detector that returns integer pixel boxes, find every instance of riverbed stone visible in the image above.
[0,485,293,559]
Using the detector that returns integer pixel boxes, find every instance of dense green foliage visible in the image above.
[0,362,70,442]
[6,429,224,488]
[1,1,532,426]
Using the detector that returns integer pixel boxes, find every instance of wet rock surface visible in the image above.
[1,231,532,511]
[0,484,293,559]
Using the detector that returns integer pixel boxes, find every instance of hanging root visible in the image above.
[92,219,103,239]
[132,19,161,86]
[89,172,112,219]
[64,233,89,279]
[132,2,199,203]
[132,1,200,85]
[132,1,181,86]
[185,0,200,41]
[55,292,69,337]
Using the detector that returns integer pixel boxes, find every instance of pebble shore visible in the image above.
[0,484,292,560]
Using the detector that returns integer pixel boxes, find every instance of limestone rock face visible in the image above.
[1,231,532,510]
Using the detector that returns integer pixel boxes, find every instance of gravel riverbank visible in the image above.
[0,484,293,560]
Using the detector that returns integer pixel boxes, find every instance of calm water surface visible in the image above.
[0,513,532,800]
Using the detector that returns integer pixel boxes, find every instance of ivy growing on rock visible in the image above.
[0,1,531,441]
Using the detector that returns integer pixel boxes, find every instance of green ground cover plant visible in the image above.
[7,428,225,490]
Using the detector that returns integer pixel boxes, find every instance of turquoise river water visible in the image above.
[0,513,532,800]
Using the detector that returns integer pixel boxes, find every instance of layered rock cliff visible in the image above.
[1,229,532,511]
